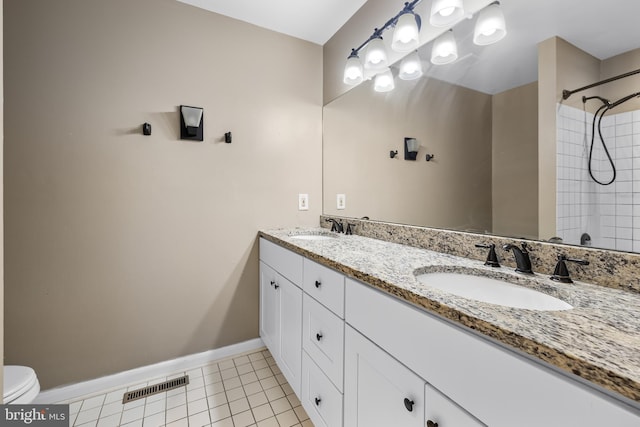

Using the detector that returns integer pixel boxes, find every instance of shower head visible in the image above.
[582,95,610,106]
[609,91,640,109]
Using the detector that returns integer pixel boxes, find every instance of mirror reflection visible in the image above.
[323,0,640,253]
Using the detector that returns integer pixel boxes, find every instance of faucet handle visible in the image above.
[345,223,356,235]
[475,243,500,267]
[551,255,589,283]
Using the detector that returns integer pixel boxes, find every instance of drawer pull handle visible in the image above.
[316,333,323,341]
[315,280,322,288]
[427,421,438,427]
[314,397,321,406]
[403,398,414,412]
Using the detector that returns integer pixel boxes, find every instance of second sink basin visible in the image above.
[415,272,572,311]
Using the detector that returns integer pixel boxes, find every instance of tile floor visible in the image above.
[62,348,314,427]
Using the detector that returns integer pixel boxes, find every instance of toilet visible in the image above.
[3,366,40,404]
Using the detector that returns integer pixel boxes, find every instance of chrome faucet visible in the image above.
[325,218,344,233]
[503,243,533,274]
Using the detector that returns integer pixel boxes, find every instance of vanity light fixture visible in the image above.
[430,0,465,27]
[180,105,203,141]
[374,68,395,93]
[431,30,458,65]
[404,137,420,160]
[473,1,507,46]
[342,0,421,85]
[399,51,423,80]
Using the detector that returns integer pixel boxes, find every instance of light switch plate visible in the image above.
[298,194,309,211]
[337,194,346,210]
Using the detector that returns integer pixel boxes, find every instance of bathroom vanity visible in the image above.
[259,228,640,427]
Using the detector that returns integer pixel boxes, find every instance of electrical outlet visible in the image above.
[337,194,346,210]
[298,194,309,211]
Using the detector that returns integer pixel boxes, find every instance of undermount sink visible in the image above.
[415,272,573,311]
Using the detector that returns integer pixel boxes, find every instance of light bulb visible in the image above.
[364,37,388,70]
[399,51,423,80]
[392,13,420,53]
[473,3,507,46]
[374,68,395,92]
[430,0,464,27]
[343,54,363,85]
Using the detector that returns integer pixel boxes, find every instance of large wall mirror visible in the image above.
[323,0,640,254]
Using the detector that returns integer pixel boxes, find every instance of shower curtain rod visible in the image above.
[562,67,640,100]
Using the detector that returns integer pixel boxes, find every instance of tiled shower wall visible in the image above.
[556,104,640,252]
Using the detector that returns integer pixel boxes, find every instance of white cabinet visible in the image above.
[259,262,280,355]
[344,325,425,427]
[259,261,303,395]
[260,239,640,427]
[302,294,344,391]
[259,239,304,396]
[345,277,640,427]
[425,384,485,427]
[301,351,343,427]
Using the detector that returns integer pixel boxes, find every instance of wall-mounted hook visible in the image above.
[142,123,151,135]
[224,132,232,143]
[390,150,398,158]
[425,154,435,161]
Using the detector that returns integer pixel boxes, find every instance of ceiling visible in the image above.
[175,0,367,45]
[177,0,640,94]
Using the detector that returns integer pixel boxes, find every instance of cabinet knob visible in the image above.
[270,280,275,286]
[316,332,323,341]
[273,283,279,289]
[315,280,321,288]
[426,421,438,427]
[314,397,321,406]
[403,398,414,412]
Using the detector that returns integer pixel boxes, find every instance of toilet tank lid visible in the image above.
[4,366,38,400]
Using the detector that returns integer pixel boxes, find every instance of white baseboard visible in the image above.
[35,338,265,404]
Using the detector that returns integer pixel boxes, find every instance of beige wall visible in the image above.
[323,77,493,232]
[538,37,600,240]
[600,47,640,113]
[4,0,322,389]
[492,82,539,239]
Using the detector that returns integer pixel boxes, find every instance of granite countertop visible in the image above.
[259,227,640,406]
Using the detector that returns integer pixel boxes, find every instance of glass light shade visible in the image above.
[364,37,388,70]
[431,31,458,65]
[343,55,364,85]
[181,106,203,127]
[399,51,423,80]
[391,13,420,53]
[473,3,507,45]
[406,138,419,153]
[374,68,395,92]
[430,0,464,27]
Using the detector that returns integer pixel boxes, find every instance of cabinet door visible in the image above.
[278,277,303,396]
[425,384,486,427]
[344,325,425,427]
[259,262,280,357]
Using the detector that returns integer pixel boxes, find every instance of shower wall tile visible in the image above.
[556,104,640,252]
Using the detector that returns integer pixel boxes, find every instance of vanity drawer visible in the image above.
[301,351,344,427]
[303,293,344,391]
[260,238,303,286]
[303,258,345,317]
[425,384,485,427]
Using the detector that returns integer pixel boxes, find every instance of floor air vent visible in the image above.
[122,375,189,404]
